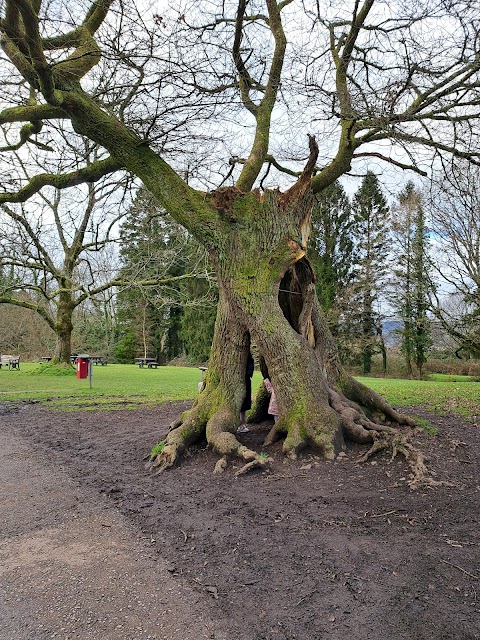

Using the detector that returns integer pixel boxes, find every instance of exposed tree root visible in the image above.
[149,443,182,475]
[357,434,390,462]
[325,386,437,488]
[145,379,435,488]
[144,271,433,486]
[145,398,210,474]
[145,392,272,477]
[214,452,271,476]
[213,456,228,474]
[340,376,416,428]
[356,430,439,489]
[235,457,270,476]
[264,420,284,446]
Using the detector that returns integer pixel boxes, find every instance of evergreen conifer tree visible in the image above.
[350,172,390,374]
[116,189,216,363]
[309,181,355,327]
[390,183,432,377]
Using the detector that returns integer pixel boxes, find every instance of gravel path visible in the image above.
[0,426,222,640]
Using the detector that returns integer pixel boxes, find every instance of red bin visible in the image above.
[76,357,89,379]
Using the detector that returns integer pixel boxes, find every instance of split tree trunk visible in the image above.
[148,172,422,481]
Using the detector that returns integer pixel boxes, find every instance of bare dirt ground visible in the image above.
[0,400,479,640]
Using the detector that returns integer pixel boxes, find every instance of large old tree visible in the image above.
[1,0,480,480]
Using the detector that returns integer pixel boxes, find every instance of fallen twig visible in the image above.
[296,588,318,606]
[440,559,479,580]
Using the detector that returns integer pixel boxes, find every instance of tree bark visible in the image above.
[53,290,74,364]
[148,182,419,479]
[27,90,424,480]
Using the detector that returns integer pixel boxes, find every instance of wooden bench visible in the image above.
[146,361,159,368]
[0,354,20,370]
[90,356,108,366]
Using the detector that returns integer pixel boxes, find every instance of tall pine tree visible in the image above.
[389,183,432,378]
[309,181,355,328]
[350,172,390,374]
[115,189,216,363]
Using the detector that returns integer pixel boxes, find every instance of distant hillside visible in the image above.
[382,320,402,345]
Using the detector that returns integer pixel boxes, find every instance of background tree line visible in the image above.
[2,167,478,377]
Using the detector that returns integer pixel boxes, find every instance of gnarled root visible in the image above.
[207,407,271,475]
[357,433,390,462]
[329,388,397,444]
[328,386,436,489]
[358,431,439,489]
[264,419,285,446]
[145,401,209,474]
[213,451,270,476]
[146,395,272,476]
[341,376,416,428]
[213,456,228,474]
[148,443,182,475]
[235,457,270,476]
[352,425,437,489]
[391,435,441,489]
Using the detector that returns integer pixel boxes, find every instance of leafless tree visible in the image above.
[0,155,195,362]
[428,162,480,357]
[1,0,480,481]
[0,301,54,356]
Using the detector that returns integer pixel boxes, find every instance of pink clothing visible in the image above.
[264,378,278,417]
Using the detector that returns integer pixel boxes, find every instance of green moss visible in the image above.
[299,425,308,441]
[151,440,166,456]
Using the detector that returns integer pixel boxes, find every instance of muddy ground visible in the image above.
[0,400,479,640]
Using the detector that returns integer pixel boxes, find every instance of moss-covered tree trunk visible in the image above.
[53,289,74,364]
[43,91,423,481]
[149,175,419,478]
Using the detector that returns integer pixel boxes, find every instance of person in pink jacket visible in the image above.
[264,378,278,422]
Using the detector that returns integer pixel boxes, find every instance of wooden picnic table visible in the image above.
[70,355,107,365]
[0,354,20,370]
[135,357,160,368]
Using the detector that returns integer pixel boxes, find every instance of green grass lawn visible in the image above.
[0,363,478,418]
[360,376,479,419]
[0,362,205,410]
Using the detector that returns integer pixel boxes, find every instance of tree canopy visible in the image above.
[428,163,480,358]
[1,0,480,206]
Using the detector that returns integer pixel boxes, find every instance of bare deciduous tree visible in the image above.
[429,163,480,357]
[0,160,195,362]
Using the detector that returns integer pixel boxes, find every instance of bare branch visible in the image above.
[236,0,287,191]
[353,152,428,176]
[0,157,122,204]
[0,295,55,331]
